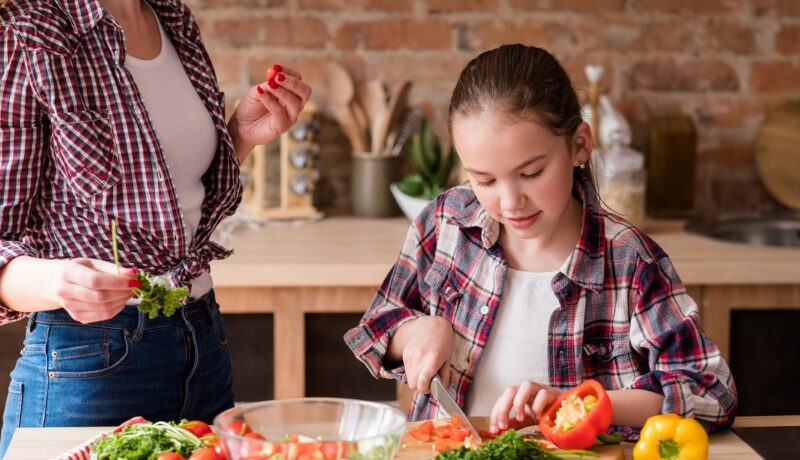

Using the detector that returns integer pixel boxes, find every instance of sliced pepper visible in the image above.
[633,413,709,460]
[538,379,613,450]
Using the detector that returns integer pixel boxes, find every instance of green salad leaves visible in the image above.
[90,421,203,460]
[112,219,189,319]
[434,430,598,460]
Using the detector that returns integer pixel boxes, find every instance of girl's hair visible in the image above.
[448,44,596,186]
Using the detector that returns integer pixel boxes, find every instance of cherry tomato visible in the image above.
[157,454,185,460]
[225,420,253,437]
[188,447,225,460]
[180,420,213,438]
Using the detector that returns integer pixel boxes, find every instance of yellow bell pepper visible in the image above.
[633,413,709,460]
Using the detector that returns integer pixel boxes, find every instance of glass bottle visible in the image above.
[598,131,646,228]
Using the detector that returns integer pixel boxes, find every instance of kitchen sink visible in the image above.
[685,211,800,248]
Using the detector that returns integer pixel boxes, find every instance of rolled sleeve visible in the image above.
[628,257,738,432]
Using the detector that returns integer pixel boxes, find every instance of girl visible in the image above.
[0,0,310,456]
[344,44,736,436]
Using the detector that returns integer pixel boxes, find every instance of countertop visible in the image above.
[5,416,799,460]
[209,217,800,287]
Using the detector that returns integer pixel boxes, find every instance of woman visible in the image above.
[0,0,311,455]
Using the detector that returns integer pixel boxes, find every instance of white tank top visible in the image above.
[466,268,560,416]
[125,11,216,298]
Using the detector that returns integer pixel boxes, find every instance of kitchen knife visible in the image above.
[431,375,483,445]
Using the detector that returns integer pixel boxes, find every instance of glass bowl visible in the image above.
[213,398,406,460]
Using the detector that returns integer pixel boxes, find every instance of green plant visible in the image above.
[396,117,455,200]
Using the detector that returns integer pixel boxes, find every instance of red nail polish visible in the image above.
[277,73,285,82]
[268,77,278,89]
[272,64,283,73]
[256,85,264,95]
[128,279,142,289]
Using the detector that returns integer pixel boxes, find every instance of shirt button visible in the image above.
[479,305,489,315]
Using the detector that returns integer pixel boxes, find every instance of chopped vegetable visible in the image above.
[633,413,709,460]
[539,380,613,450]
[90,421,204,460]
[434,429,598,460]
[111,219,189,319]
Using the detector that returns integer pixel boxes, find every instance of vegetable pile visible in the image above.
[433,430,597,460]
[89,420,223,460]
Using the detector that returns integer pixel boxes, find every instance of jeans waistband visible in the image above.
[28,290,219,339]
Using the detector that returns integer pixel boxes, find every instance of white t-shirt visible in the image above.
[125,11,216,298]
[466,268,560,416]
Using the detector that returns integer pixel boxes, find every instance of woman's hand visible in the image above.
[489,380,563,433]
[229,64,313,161]
[52,259,140,324]
[393,316,454,394]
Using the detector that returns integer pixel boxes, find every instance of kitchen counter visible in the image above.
[211,217,800,287]
[5,415,800,460]
[206,217,800,403]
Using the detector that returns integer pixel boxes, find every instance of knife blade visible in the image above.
[431,375,483,445]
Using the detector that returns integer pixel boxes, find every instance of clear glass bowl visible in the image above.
[213,398,406,460]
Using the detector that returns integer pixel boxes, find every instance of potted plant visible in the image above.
[390,117,455,220]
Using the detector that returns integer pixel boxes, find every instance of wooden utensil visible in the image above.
[322,62,368,152]
[372,80,412,155]
[359,80,388,150]
[755,101,800,209]
[396,417,624,460]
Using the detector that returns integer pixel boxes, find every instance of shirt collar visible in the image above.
[449,172,607,292]
[56,0,188,37]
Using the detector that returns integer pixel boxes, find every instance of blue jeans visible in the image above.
[0,290,234,458]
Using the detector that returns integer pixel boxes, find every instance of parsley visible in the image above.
[90,421,202,460]
[434,430,598,460]
[112,219,189,319]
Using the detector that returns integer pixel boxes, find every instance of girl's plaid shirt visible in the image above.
[0,0,242,321]
[345,175,737,434]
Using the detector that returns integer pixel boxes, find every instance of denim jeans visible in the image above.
[0,290,234,458]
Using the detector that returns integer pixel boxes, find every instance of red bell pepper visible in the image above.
[538,379,613,450]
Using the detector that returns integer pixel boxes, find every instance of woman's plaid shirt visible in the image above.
[0,0,242,321]
[345,175,737,433]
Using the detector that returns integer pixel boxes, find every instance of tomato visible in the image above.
[157,454,185,460]
[409,428,431,442]
[319,441,348,460]
[224,420,253,437]
[180,420,213,438]
[450,428,470,442]
[202,436,228,460]
[239,432,267,458]
[188,447,225,460]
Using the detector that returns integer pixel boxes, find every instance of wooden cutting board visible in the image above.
[396,417,625,460]
[755,101,800,209]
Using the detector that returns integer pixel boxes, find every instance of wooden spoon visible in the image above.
[372,81,412,155]
[322,62,367,152]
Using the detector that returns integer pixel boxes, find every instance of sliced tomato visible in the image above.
[418,420,435,435]
[450,428,470,442]
[157,454,185,460]
[433,425,452,439]
[450,416,462,428]
[433,440,450,452]
[180,420,213,438]
[409,428,431,442]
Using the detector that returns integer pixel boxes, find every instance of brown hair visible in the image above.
[448,44,595,186]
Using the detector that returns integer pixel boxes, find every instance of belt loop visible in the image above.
[204,291,217,327]
[131,310,146,342]
[27,312,37,333]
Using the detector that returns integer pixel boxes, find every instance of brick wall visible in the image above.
[185,0,800,215]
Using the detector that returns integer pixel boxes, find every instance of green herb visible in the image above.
[130,274,189,319]
[90,421,203,460]
[434,430,598,460]
[112,219,189,319]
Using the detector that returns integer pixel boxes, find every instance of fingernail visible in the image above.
[499,421,506,429]
[128,279,142,289]
[256,85,264,95]
[267,78,278,90]
[272,64,283,73]
[124,268,138,276]
[489,425,496,432]
[277,73,286,82]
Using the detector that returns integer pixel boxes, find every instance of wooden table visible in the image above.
[6,416,799,459]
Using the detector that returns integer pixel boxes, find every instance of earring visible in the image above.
[579,163,586,169]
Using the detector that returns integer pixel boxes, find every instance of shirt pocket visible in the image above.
[50,109,121,198]
[582,336,634,382]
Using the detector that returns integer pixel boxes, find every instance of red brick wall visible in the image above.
[185,0,800,215]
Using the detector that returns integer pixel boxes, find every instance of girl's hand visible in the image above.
[230,64,312,157]
[489,380,563,433]
[53,258,140,324]
[398,316,454,394]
